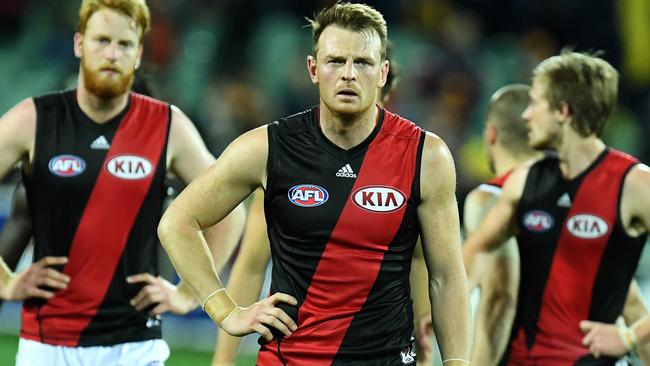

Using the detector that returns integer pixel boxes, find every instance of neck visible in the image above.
[77,73,129,124]
[319,102,378,150]
[557,128,606,180]
[492,144,540,176]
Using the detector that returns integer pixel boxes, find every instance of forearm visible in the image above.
[631,314,650,346]
[158,213,223,303]
[411,241,430,321]
[0,221,32,270]
[472,290,516,365]
[623,280,648,324]
[471,242,519,365]
[214,266,267,364]
[204,203,246,273]
[429,269,471,361]
[0,257,15,295]
[175,280,199,310]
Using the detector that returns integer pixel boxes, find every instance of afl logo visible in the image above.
[352,185,406,213]
[106,155,152,180]
[49,155,86,177]
[288,184,329,207]
[523,210,554,232]
[566,214,609,239]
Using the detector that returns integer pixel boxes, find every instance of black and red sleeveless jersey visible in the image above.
[500,149,646,365]
[21,90,170,347]
[258,106,424,365]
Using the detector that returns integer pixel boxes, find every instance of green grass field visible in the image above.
[0,334,257,366]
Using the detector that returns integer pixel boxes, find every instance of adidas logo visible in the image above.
[556,193,572,208]
[336,164,357,178]
[90,135,110,150]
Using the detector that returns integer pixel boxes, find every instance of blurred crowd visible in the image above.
[1,0,649,203]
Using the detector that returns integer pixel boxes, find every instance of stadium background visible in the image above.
[0,0,649,364]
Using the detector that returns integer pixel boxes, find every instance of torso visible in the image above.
[501,149,645,365]
[259,106,424,365]
[21,89,171,347]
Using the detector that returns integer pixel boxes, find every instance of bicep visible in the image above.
[623,165,650,235]
[0,99,35,178]
[167,105,215,184]
[417,134,462,273]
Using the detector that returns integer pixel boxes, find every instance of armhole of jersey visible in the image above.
[265,122,277,194]
[162,105,172,173]
[616,162,640,234]
[412,129,426,205]
[25,97,43,182]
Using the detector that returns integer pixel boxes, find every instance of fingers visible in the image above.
[126,273,156,285]
[266,292,297,307]
[41,268,70,289]
[150,303,167,316]
[582,328,595,346]
[258,314,293,337]
[131,286,166,312]
[38,256,68,267]
[27,287,56,300]
[265,307,297,332]
[580,320,597,333]
[590,343,601,359]
[252,323,274,342]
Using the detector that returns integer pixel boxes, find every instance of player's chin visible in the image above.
[529,136,551,151]
[331,101,372,117]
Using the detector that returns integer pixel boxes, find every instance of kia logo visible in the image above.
[566,214,609,239]
[352,185,406,213]
[106,155,152,180]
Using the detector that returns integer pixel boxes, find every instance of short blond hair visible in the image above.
[78,0,151,42]
[533,50,619,137]
[308,1,388,60]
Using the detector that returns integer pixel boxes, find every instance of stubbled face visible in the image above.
[308,25,388,118]
[75,8,142,99]
[522,77,562,150]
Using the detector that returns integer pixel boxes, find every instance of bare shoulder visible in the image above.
[624,164,650,190]
[216,124,270,188]
[0,98,37,158]
[621,164,650,235]
[419,132,456,202]
[1,98,37,136]
[621,164,650,211]
[465,187,499,210]
[421,131,454,170]
[464,186,500,232]
[168,104,201,143]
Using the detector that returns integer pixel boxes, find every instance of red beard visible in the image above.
[82,58,134,99]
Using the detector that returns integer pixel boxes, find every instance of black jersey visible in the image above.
[257,107,424,365]
[500,149,645,365]
[21,90,171,347]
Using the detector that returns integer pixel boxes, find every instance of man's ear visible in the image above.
[307,55,318,84]
[377,59,389,88]
[555,101,571,124]
[485,122,497,145]
[74,32,83,59]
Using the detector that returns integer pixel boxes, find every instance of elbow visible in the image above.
[157,210,177,251]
